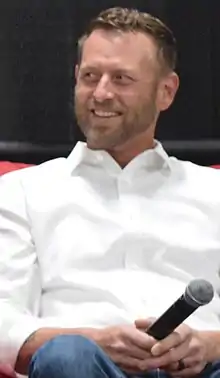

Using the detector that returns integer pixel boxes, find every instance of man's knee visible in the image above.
[29,334,102,378]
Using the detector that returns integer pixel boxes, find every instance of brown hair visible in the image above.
[77,7,177,72]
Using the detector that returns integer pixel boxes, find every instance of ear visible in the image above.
[75,65,79,81]
[157,72,179,111]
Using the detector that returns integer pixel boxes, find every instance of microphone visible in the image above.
[146,278,214,340]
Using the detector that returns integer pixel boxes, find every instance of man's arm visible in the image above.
[15,327,101,374]
[17,325,220,376]
[0,172,44,369]
[16,323,160,376]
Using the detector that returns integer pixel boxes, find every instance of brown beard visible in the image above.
[74,86,158,150]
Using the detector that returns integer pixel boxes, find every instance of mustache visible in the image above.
[90,103,122,113]
[74,95,123,113]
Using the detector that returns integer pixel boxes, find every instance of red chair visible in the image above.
[0,365,16,378]
[0,161,33,175]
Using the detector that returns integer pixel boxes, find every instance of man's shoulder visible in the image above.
[1,157,69,183]
[172,157,220,177]
[0,157,74,210]
[170,156,220,192]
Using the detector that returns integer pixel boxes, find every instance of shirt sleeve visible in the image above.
[0,171,45,367]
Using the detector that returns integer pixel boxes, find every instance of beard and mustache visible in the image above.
[74,90,158,151]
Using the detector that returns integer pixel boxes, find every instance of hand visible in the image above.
[158,327,208,377]
[96,324,156,374]
[135,319,208,377]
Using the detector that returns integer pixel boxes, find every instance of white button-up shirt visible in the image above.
[0,141,220,368]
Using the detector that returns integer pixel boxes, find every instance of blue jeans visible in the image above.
[29,334,220,378]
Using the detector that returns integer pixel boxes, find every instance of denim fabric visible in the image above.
[28,334,220,378]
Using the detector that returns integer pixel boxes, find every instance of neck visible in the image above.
[106,131,156,168]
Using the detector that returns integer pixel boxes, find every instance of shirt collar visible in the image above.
[67,140,172,176]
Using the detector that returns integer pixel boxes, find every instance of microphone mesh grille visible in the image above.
[185,279,214,306]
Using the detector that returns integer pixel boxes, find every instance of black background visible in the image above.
[0,0,220,164]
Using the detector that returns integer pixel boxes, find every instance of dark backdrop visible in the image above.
[0,0,220,164]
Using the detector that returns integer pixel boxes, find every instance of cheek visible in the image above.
[123,95,146,113]
[75,94,90,111]
[119,91,140,108]
[75,84,92,100]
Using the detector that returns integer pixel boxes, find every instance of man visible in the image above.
[0,6,220,378]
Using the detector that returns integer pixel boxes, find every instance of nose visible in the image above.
[93,75,114,103]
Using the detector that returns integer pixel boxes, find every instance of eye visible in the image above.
[113,74,132,85]
[81,72,99,83]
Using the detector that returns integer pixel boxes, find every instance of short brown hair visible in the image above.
[77,7,177,72]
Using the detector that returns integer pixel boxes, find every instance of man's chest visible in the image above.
[29,182,220,287]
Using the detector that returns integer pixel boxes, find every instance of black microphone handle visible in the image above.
[146,294,197,340]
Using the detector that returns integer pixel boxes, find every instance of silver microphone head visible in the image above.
[184,278,214,307]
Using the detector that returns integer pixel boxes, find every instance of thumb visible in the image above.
[135,317,156,330]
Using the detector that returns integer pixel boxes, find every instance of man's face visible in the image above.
[74,29,163,150]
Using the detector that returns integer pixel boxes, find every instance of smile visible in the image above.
[91,110,121,118]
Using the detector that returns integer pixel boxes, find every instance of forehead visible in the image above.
[80,29,158,71]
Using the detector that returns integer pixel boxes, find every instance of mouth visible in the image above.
[91,110,122,118]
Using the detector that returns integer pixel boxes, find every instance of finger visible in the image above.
[127,344,152,360]
[151,325,192,356]
[179,354,205,369]
[135,317,155,330]
[170,362,207,377]
[116,355,149,373]
[125,328,155,352]
[164,362,179,371]
[145,337,191,369]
